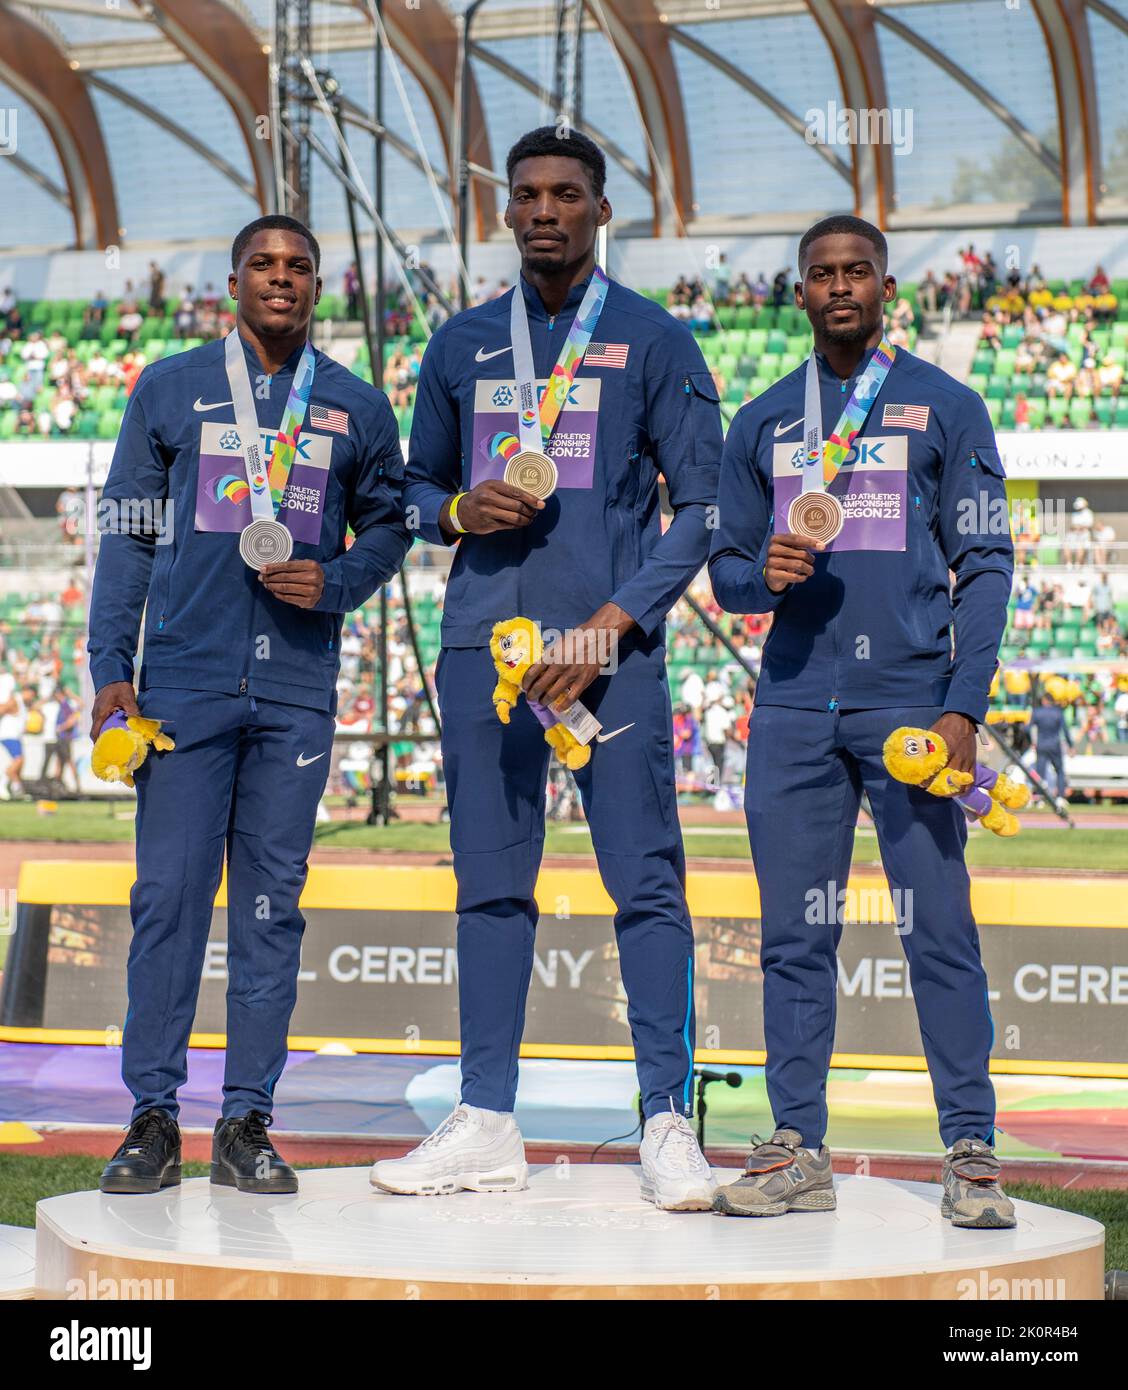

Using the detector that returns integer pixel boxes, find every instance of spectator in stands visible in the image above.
[771,268,790,308]
[0,286,13,320]
[21,331,48,389]
[712,252,731,302]
[1034,582,1062,632]
[85,346,111,385]
[1013,574,1037,631]
[1092,572,1115,623]
[1046,352,1076,399]
[1087,264,1110,295]
[50,384,79,435]
[1092,519,1117,567]
[121,352,145,396]
[344,262,361,320]
[1014,392,1030,432]
[980,252,998,301]
[1098,354,1123,396]
[730,271,753,305]
[174,286,197,339]
[384,350,415,410]
[1065,497,1094,568]
[752,272,769,307]
[979,311,1000,348]
[148,261,165,315]
[689,293,716,334]
[82,289,106,338]
[680,666,704,712]
[118,300,144,346]
[918,269,939,315]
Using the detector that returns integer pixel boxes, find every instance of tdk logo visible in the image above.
[790,441,886,469]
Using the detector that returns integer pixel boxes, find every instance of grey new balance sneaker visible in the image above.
[941,1138,1017,1229]
[712,1128,836,1217]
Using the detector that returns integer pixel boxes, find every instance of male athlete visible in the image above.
[708,215,1016,1227]
[89,215,410,1194]
[377,127,722,1208]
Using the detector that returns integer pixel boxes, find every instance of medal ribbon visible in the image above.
[224,330,317,522]
[509,268,610,456]
[801,334,896,495]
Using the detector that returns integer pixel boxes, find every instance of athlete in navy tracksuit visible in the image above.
[89,217,410,1194]
[385,130,722,1208]
[708,217,1017,1226]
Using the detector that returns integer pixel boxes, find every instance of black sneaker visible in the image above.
[99,1109,181,1194]
[211,1110,298,1194]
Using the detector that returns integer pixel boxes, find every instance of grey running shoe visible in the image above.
[941,1138,1017,1229]
[712,1128,836,1217]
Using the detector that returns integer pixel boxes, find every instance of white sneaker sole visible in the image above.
[370,1162,529,1196]
[640,1180,717,1212]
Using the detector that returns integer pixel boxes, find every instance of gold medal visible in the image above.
[504,449,558,499]
[788,492,845,544]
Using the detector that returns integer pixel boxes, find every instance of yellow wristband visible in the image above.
[448,492,468,534]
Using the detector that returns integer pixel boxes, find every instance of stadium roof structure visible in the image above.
[1,0,1127,251]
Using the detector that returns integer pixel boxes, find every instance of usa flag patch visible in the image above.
[309,404,350,435]
[585,342,629,369]
[882,403,930,431]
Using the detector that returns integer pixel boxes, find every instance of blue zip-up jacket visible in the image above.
[708,347,1013,723]
[404,273,722,647]
[88,334,411,713]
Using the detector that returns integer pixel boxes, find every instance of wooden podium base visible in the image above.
[35,1165,1105,1300]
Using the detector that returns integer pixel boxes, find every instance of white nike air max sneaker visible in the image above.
[639,1102,717,1211]
[369,1103,529,1196]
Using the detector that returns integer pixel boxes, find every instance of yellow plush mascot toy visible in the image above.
[91,712,175,788]
[490,617,591,771]
[883,726,1030,837]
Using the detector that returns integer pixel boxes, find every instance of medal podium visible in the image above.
[34,1165,1104,1300]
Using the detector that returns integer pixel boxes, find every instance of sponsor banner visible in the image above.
[194,421,331,543]
[996,430,1128,480]
[470,377,600,490]
[32,902,1128,1068]
[773,434,907,551]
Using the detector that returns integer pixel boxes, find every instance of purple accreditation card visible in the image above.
[469,377,602,490]
[772,434,908,552]
[194,421,332,544]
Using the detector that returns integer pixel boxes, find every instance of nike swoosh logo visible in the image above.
[475,345,512,363]
[774,417,803,437]
[194,397,234,412]
[596,723,635,744]
[296,751,326,767]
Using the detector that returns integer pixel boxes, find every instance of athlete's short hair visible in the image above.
[231,215,321,272]
[506,126,606,199]
[798,215,888,274]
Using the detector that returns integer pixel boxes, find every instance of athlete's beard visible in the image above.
[821,314,881,346]
[523,250,571,276]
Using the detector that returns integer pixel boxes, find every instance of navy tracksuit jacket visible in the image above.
[88,333,411,1120]
[405,272,723,1116]
[709,347,1014,1147]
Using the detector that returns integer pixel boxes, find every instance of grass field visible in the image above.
[1,800,1127,870]
[0,1154,1122,1269]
